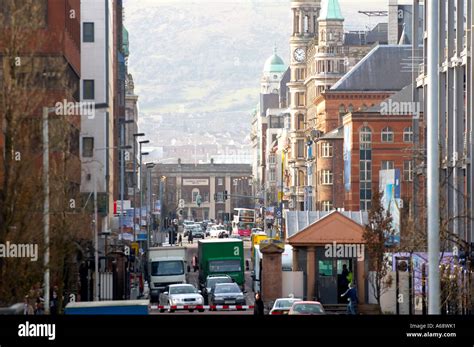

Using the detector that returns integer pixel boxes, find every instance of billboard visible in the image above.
[379,169,401,245]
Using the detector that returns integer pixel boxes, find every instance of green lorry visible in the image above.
[198,238,245,289]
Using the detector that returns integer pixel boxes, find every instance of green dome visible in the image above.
[263,48,286,73]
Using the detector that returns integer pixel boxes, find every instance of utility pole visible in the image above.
[42,107,51,314]
[94,177,99,301]
[133,133,145,241]
[427,0,440,314]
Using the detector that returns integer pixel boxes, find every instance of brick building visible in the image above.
[153,160,253,223]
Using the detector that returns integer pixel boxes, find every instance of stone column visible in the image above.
[306,247,316,300]
[299,10,305,35]
[260,243,285,307]
[292,247,299,271]
[356,257,366,304]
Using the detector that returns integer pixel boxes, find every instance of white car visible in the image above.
[159,284,204,313]
[209,225,228,238]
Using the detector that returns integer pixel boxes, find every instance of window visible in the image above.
[297,139,305,158]
[269,116,284,128]
[381,161,394,170]
[381,127,394,142]
[82,137,94,157]
[360,182,372,211]
[192,188,200,202]
[321,142,333,158]
[403,126,413,142]
[348,104,354,113]
[404,160,413,182]
[320,170,333,185]
[359,126,372,211]
[359,126,372,149]
[83,22,95,42]
[297,114,305,130]
[296,68,306,81]
[339,104,346,116]
[268,169,276,182]
[322,201,333,211]
[296,92,305,107]
[298,170,305,187]
[217,178,223,186]
[360,161,372,181]
[83,80,95,100]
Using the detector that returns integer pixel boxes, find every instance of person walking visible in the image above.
[253,291,265,316]
[178,234,182,246]
[341,282,358,315]
[188,230,193,244]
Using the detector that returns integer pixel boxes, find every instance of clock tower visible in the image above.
[288,0,321,211]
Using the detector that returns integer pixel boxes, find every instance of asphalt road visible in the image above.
[150,236,255,315]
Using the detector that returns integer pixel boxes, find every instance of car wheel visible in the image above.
[159,308,165,313]
[189,309,194,312]
[198,309,205,312]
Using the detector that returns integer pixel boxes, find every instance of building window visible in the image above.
[403,126,413,142]
[381,127,394,142]
[297,114,305,130]
[82,137,94,157]
[269,116,284,128]
[268,169,276,182]
[359,126,372,211]
[320,170,333,185]
[296,68,306,81]
[348,104,354,113]
[83,80,95,100]
[233,179,238,186]
[381,161,394,170]
[217,178,223,186]
[404,160,413,182]
[296,92,305,107]
[192,188,200,202]
[339,104,346,121]
[83,22,95,42]
[322,201,333,211]
[297,139,305,158]
[321,142,333,158]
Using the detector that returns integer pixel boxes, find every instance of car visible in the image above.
[202,275,233,303]
[192,226,205,239]
[209,225,226,238]
[209,282,246,308]
[287,301,325,315]
[183,223,200,237]
[158,284,204,313]
[269,298,303,315]
[205,223,217,236]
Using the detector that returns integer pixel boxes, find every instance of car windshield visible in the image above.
[275,299,299,308]
[293,304,324,314]
[214,284,240,294]
[207,277,232,289]
[209,260,241,273]
[169,285,197,295]
[151,261,184,276]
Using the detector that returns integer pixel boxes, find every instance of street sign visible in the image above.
[178,199,185,208]
[276,208,282,218]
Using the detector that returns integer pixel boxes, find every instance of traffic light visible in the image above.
[224,190,228,200]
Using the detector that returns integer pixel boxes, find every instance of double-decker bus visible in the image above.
[232,208,256,237]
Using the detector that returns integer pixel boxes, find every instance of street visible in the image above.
[149,237,255,315]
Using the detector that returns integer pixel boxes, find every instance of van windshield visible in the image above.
[152,261,184,276]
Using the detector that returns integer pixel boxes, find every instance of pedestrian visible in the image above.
[178,234,182,246]
[253,291,264,316]
[192,255,198,272]
[188,230,193,244]
[341,282,358,315]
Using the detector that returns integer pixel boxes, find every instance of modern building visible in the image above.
[153,160,253,223]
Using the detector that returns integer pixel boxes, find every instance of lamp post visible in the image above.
[119,119,134,242]
[132,133,145,241]
[139,141,149,244]
[145,162,156,249]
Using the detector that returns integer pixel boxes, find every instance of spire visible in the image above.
[273,43,277,55]
[318,0,344,21]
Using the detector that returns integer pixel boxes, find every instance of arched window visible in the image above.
[298,170,306,187]
[348,104,354,113]
[339,104,346,116]
[297,114,305,130]
[361,104,368,111]
[381,126,394,142]
[403,126,413,142]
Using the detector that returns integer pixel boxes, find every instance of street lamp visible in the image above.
[139,142,150,243]
[119,119,134,241]
[145,162,156,249]
[132,133,145,240]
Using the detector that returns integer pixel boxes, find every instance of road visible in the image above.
[150,236,255,315]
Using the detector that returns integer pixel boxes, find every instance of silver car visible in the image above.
[159,284,204,313]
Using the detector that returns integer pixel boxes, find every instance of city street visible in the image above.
[149,237,255,315]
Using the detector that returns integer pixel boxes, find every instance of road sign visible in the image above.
[178,199,185,208]
[276,208,282,218]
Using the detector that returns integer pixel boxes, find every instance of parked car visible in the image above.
[269,298,303,315]
[202,275,233,303]
[288,301,325,315]
[158,284,204,313]
[209,282,246,308]
[205,223,216,236]
[183,223,200,237]
[191,225,205,239]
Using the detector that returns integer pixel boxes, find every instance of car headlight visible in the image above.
[237,295,245,300]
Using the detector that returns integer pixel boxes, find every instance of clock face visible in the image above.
[294,48,306,62]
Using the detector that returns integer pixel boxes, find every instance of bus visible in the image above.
[232,208,256,237]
